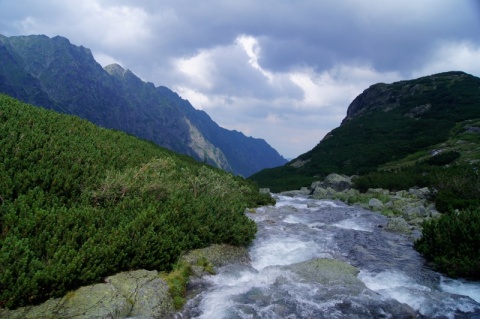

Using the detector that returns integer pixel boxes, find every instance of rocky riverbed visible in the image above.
[3,175,479,318]
[177,194,480,318]
[278,173,442,238]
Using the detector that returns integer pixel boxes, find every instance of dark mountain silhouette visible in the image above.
[0,34,286,176]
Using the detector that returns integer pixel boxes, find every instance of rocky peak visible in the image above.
[104,63,128,78]
[341,82,399,125]
[341,71,470,125]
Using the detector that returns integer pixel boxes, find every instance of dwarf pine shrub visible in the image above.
[0,95,264,308]
[414,208,480,279]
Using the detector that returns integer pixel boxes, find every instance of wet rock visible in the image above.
[283,258,418,318]
[287,258,362,288]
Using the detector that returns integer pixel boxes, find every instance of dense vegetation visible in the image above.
[0,94,273,309]
[414,207,480,279]
[250,71,480,192]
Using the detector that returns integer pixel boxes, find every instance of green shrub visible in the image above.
[414,208,480,279]
[428,164,480,213]
[0,95,263,308]
[352,165,430,193]
[426,151,461,166]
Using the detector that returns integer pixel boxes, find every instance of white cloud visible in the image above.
[169,34,408,157]
[9,0,152,54]
[236,35,273,82]
[290,65,401,113]
[175,50,216,90]
[93,51,122,67]
[1,0,479,159]
[412,41,480,78]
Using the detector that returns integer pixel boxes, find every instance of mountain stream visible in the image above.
[177,194,480,318]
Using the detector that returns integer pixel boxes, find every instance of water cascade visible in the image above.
[178,195,480,318]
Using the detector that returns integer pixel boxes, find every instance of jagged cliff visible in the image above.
[0,34,286,176]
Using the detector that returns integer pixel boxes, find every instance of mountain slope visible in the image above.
[0,94,273,308]
[250,71,480,191]
[0,34,286,176]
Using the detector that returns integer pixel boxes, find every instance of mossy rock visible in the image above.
[0,270,174,319]
[285,258,364,292]
[180,244,250,270]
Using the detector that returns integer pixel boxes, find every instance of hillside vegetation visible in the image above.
[250,71,480,192]
[0,94,272,309]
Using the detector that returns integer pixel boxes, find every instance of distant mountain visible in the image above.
[0,34,286,176]
[250,71,480,191]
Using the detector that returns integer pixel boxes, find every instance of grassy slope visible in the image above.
[250,71,480,192]
[0,94,271,308]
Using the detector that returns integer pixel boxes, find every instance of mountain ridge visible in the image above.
[0,34,287,176]
[250,71,480,191]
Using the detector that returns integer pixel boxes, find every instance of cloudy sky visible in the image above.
[1,1,480,158]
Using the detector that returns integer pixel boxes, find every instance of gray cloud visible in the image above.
[1,0,479,158]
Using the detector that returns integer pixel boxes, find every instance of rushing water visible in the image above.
[177,195,480,318]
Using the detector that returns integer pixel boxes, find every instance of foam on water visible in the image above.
[194,267,287,319]
[274,196,309,209]
[321,200,343,208]
[283,214,306,224]
[250,236,330,270]
[358,270,480,318]
[333,218,373,232]
[441,276,480,303]
[359,270,430,294]
[359,270,436,315]
[180,195,480,318]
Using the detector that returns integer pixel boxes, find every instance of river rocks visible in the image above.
[310,173,353,193]
[386,217,412,234]
[287,258,362,289]
[311,186,338,198]
[284,173,442,235]
[0,270,174,319]
[280,188,310,197]
[368,198,384,210]
[409,187,432,199]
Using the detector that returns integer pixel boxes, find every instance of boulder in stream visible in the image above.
[283,258,418,318]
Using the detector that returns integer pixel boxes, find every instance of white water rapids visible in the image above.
[177,195,480,318]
